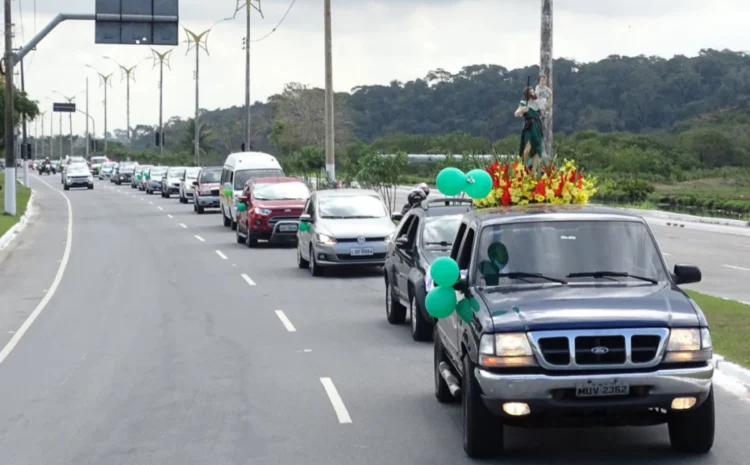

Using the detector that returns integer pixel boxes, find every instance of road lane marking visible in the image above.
[194,235,205,242]
[149,201,154,204]
[157,206,163,211]
[723,265,750,272]
[320,378,352,424]
[215,250,228,259]
[179,223,187,228]
[167,214,174,218]
[662,252,671,256]
[241,274,256,286]
[274,310,296,332]
[0,177,73,366]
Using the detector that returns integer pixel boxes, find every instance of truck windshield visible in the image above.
[474,220,668,287]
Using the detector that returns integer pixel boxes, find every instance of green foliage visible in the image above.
[0,81,40,148]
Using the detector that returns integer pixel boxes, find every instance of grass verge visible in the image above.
[686,290,750,368]
[0,172,32,238]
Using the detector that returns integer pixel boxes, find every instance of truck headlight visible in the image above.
[663,328,712,363]
[478,333,537,367]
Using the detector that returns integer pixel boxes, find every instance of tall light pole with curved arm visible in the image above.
[104,56,149,153]
[150,48,173,156]
[53,90,83,157]
[86,65,113,155]
[183,27,212,164]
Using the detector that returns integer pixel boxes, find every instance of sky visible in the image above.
[4,0,750,137]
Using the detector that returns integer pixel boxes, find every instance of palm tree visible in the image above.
[181,118,214,156]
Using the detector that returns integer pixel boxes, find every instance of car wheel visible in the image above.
[236,223,245,244]
[88,184,94,190]
[63,184,70,190]
[434,331,456,403]
[462,354,503,458]
[164,191,170,199]
[668,387,715,453]
[309,245,324,276]
[197,205,204,214]
[245,228,258,248]
[385,278,406,324]
[222,209,231,227]
[410,291,433,341]
[231,218,237,231]
[297,244,309,269]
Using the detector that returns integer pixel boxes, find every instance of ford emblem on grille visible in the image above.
[591,346,609,354]
[284,209,291,212]
[357,236,366,244]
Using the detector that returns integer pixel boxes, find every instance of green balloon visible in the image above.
[299,221,310,232]
[144,173,150,180]
[425,286,457,319]
[430,256,460,287]
[237,202,247,212]
[136,174,142,180]
[456,298,479,323]
[465,169,493,199]
[223,187,232,197]
[436,167,466,196]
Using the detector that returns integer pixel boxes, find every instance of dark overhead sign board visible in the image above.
[95,0,179,46]
[53,103,76,112]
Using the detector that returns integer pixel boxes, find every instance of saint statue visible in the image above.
[514,75,553,170]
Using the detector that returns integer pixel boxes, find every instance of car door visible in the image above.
[298,196,314,258]
[395,214,421,302]
[390,214,415,300]
[436,222,469,365]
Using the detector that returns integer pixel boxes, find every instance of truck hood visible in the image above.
[478,283,701,332]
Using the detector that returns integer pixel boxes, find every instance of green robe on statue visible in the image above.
[518,102,544,168]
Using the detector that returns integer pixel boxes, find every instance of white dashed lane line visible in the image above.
[194,235,205,242]
[241,274,256,286]
[167,214,174,219]
[723,264,750,272]
[157,206,163,211]
[149,201,153,204]
[179,223,187,229]
[274,310,296,332]
[320,378,352,424]
[215,250,228,260]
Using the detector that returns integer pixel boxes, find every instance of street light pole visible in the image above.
[4,0,16,215]
[151,49,173,156]
[183,28,212,164]
[85,77,89,157]
[103,57,145,155]
[53,91,81,158]
[20,55,29,186]
[323,0,335,183]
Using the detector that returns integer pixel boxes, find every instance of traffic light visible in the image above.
[155,132,165,146]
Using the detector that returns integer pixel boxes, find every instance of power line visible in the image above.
[252,0,296,43]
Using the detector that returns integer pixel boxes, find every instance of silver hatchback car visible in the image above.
[296,189,396,276]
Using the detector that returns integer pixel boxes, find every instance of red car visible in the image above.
[235,177,310,247]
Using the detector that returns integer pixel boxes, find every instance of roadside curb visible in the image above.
[0,185,35,251]
[713,354,750,393]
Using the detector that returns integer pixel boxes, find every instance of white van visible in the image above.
[220,151,284,229]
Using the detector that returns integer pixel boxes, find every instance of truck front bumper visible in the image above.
[475,363,714,418]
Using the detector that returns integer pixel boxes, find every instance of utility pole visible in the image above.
[540,0,553,158]
[151,49,173,156]
[323,0,335,183]
[4,0,16,215]
[85,77,89,157]
[20,51,29,186]
[245,3,251,150]
[184,28,211,164]
[58,112,62,158]
[39,111,45,159]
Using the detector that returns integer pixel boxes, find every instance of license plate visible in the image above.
[350,247,374,256]
[575,380,629,398]
[278,224,298,232]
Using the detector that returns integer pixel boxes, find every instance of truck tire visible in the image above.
[434,331,455,403]
[385,278,406,324]
[668,387,715,454]
[462,354,503,458]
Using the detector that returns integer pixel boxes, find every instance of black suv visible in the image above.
[385,198,474,341]
[433,204,713,458]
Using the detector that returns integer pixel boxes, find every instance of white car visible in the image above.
[179,167,202,204]
[63,164,94,190]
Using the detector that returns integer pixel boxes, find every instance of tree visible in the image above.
[0,77,40,148]
[180,117,215,155]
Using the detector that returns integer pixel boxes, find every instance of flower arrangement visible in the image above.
[472,158,597,208]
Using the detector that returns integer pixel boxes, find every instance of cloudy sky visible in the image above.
[5,0,750,136]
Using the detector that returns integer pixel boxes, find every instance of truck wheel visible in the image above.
[434,331,455,403]
[410,291,433,342]
[462,355,503,458]
[668,387,715,454]
[385,278,406,324]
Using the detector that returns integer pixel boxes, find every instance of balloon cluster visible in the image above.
[424,257,480,323]
[223,187,232,197]
[435,167,493,199]
[299,221,310,232]
[237,201,247,212]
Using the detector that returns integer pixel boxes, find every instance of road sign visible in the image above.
[53,103,76,112]
[95,0,179,46]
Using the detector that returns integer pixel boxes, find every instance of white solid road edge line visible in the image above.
[320,377,352,423]
[0,176,72,365]
[274,310,296,332]
[194,235,205,242]
[241,274,256,286]
[215,250,228,260]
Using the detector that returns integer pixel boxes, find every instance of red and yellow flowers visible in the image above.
[473,158,597,207]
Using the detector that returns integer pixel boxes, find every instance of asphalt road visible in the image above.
[0,175,748,465]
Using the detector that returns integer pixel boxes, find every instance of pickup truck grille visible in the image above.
[528,328,669,370]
